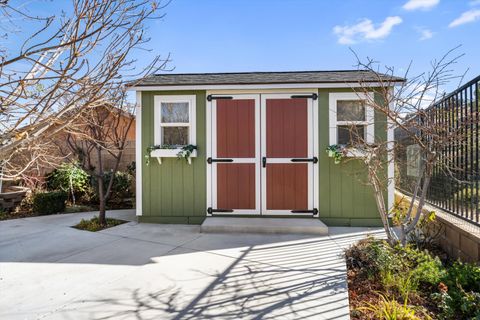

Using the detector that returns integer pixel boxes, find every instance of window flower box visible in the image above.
[150,148,197,164]
[327,144,368,164]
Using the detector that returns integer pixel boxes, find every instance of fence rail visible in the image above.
[396,75,480,227]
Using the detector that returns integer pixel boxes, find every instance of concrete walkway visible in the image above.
[0,210,383,320]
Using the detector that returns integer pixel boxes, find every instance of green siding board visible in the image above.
[317,88,387,224]
[193,92,207,216]
[141,90,207,223]
[140,88,388,226]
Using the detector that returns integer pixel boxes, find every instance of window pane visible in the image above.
[337,125,365,145]
[162,127,189,146]
[337,100,365,121]
[161,102,189,123]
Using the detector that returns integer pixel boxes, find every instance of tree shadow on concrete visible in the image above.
[79,237,354,320]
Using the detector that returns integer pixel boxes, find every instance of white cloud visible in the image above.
[403,0,440,11]
[333,16,403,45]
[449,9,480,27]
[417,27,434,40]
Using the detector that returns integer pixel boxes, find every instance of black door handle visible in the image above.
[207,157,234,164]
[262,157,267,168]
[291,157,318,164]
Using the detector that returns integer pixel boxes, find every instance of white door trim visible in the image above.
[207,94,261,215]
[260,93,319,217]
[206,92,319,217]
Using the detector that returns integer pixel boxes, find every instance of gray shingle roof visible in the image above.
[130,70,405,87]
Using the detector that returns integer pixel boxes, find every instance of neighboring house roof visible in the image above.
[129,70,405,87]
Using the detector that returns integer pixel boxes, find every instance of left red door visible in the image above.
[211,96,260,213]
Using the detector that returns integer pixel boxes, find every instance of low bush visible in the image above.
[431,262,480,319]
[46,163,90,202]
[91,170,134,203]
[347,237,480,319]
[73,216,126,232]
[32,191,67,215]
[347,238,444,299]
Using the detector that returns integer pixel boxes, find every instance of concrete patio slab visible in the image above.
[0,210,383,320]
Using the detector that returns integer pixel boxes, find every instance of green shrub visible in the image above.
[403,246,445,287]
[126,161,136,176]
[32,191,67,215]
[46,163,90,201]
[348,237,480,319]
[91,171,134,202]
[442,261,480,292]
[431,262,480,319]
[347,238,446,298]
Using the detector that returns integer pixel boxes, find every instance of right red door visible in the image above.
[262,94,315,215]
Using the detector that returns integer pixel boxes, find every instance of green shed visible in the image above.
[129,70,403,227]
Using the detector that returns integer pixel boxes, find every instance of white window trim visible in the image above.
[329,92,375,151]
[153,95,197,160]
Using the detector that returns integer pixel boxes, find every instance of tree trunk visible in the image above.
[97,176,106,226]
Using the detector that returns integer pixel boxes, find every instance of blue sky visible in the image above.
[145,0,480,89]
[6,0,480,92]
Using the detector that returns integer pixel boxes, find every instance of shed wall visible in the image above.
[139,88,386,226]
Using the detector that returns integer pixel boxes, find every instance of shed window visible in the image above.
[154,95,196,147]
[329,92,374,147]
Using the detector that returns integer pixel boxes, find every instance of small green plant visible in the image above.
[32,191,67,215]
[431,261,480,319]
[126,161,136,176]
[177,144,197,162]
[145,144,175,165]
[326,144,344,164]
[73,216,126,232]
[358,294,428,320]
[46,163,90,204]
[0,208,8,220]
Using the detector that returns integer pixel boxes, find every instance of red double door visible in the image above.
[208,94,317,216]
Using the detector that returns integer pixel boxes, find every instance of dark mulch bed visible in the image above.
[0,208,38,220]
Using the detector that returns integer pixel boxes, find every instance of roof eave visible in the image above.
[126,80,404,91]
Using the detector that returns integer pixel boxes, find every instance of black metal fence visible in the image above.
[396,75,480,227]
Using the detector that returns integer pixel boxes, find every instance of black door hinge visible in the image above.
[291,208,319,215]
[207,95,233,101]
[207,207,234,214]
[291,157,318,164]
[290,93,318,100]
[207,157,234,164]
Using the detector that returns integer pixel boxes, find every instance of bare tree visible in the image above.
[0,0,167,190]
[65,93,134,226]
[335,48,469,245]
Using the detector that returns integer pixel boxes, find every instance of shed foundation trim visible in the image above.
[200,217,328,235]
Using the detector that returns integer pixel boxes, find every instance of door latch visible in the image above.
[291,157,318,164]
[262,157,267,168]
